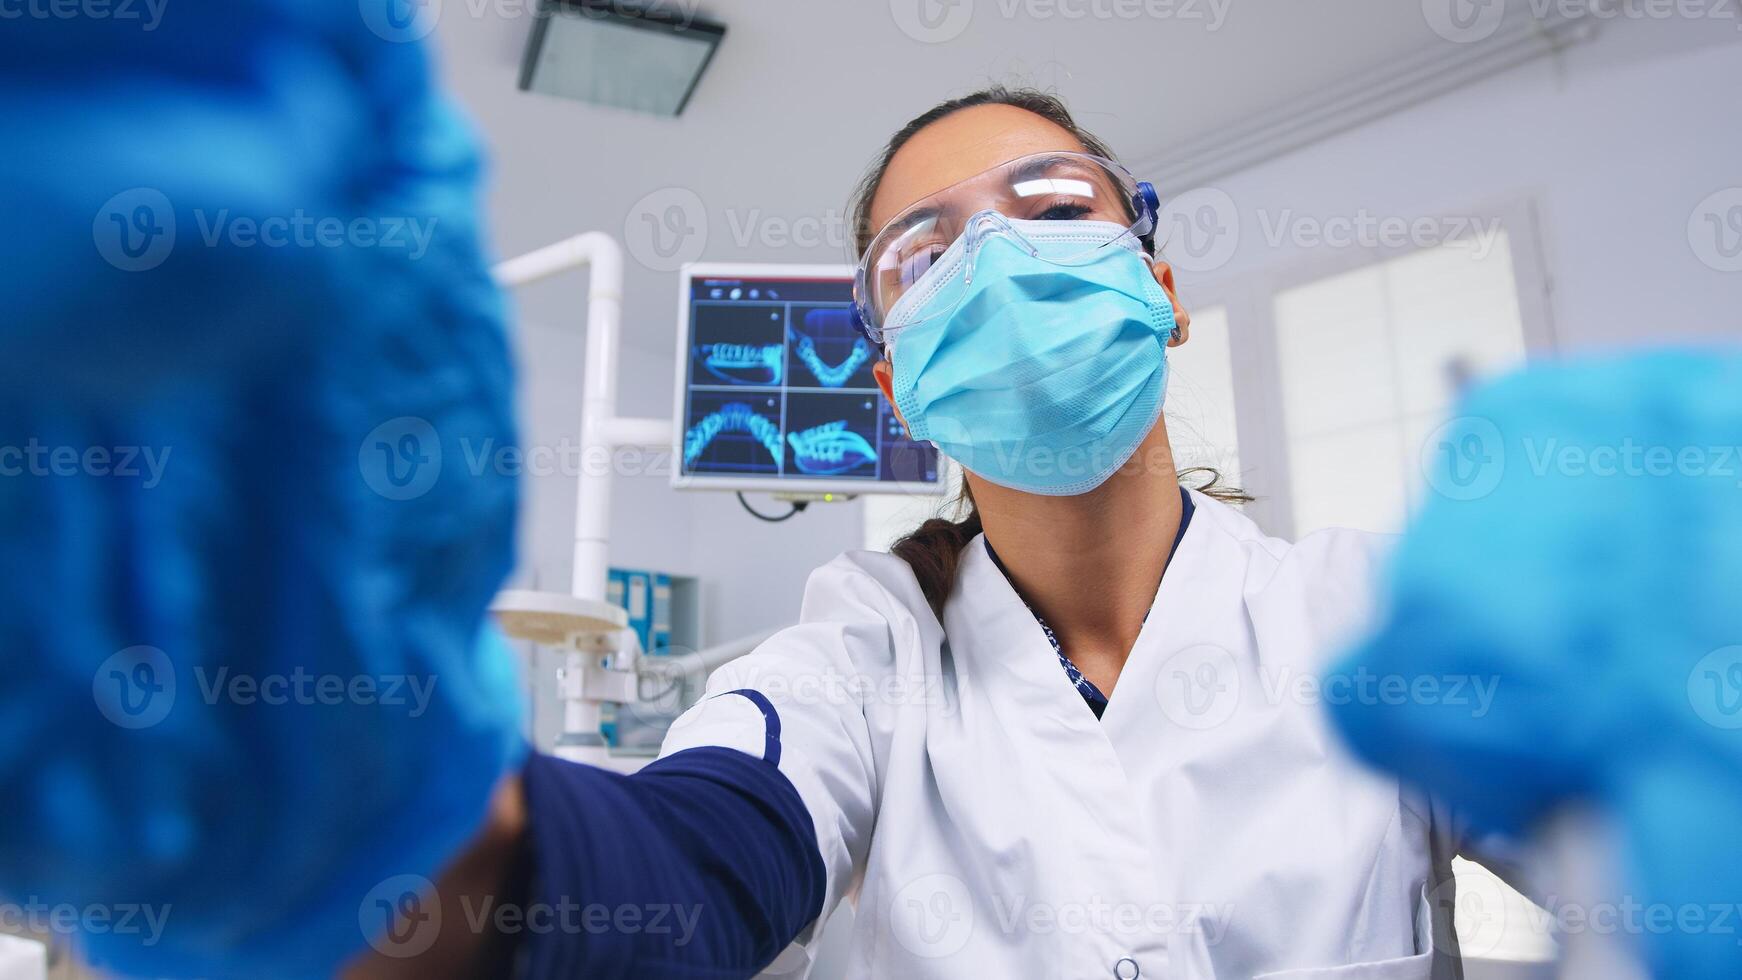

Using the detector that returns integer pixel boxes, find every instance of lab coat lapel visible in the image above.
[948,534,1108,743]
[1100,490,1306,791]
[1097,488,1226,739]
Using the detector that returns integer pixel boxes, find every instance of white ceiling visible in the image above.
[427,0,1530,351]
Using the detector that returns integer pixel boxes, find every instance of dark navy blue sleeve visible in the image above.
[518,746,828,979]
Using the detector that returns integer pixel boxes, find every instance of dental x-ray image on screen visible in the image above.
[672,264,941,493]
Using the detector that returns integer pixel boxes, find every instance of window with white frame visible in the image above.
[1274,231,1530,536]
[1164,304,1243,490]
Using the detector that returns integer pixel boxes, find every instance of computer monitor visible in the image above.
[671,263,942,495]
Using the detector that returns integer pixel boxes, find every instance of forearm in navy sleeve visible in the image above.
[518,747,828,979]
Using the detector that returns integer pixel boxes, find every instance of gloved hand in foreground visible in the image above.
[1328,350,1742,980]
[0,3,525,976]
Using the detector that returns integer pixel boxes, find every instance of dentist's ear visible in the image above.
[873,357,914,438]
[1151,258,1191,348]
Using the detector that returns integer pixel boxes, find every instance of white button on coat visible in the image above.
[662,492,1469,980]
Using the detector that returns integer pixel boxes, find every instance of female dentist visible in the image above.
[349,88,1517,980]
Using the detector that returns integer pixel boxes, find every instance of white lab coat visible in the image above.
[661,491,1470,980]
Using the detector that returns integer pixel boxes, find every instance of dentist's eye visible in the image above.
[1036,202,1093,221]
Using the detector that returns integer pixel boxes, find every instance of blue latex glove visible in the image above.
[1328,350,1742,980]
[0,3,524,976]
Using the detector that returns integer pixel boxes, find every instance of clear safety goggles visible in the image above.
[852,151,1159,344]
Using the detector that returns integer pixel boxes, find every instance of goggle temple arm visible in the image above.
[1133,180,1161,257]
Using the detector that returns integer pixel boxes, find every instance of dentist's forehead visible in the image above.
[867,104,1091,235]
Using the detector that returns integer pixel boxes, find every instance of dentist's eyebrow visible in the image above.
[880,204,942,241]
[1008,153,1101,185]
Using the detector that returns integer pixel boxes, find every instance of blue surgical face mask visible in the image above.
[886,214,1176,496]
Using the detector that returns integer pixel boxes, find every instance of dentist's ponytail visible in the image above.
[889,487,984,620]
